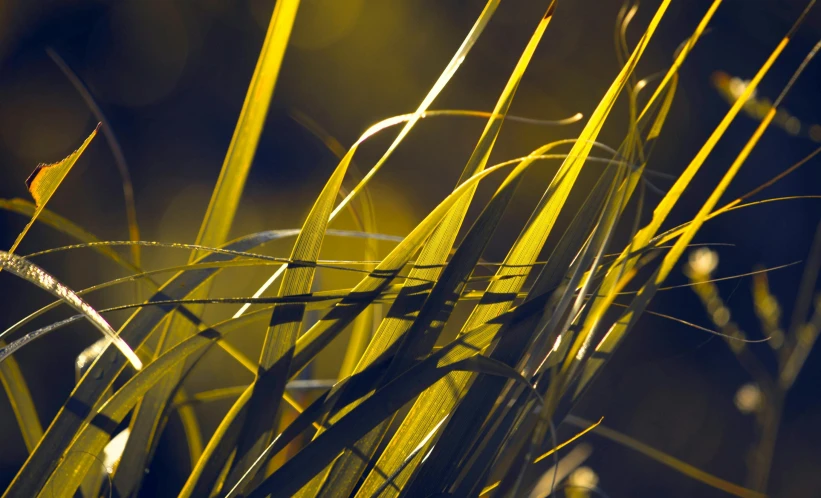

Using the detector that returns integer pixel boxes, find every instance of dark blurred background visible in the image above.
[1,0,820,496]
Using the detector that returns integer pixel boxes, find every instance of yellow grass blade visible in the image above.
[46,48,142,270]
[115,2,301,492]
[636,0,722,122]
[234,0,503,320]
[478,417,603,496]
[1,198,141,274]
[41,310,272,497]
[1,193,114,455]
[568,12,800,396]
[0,356,42,453]
[195,0,300,252]
[565,416,766,498]
[359,2,671,493]
[0,252,142,371]
[315,4,561,495]
[2,134,102,450]
[291,111,380,381]
[8,125,99,255]
[224,122,355,492]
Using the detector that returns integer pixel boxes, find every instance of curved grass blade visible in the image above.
[40,306,280,497]
[113,1,302,492]
[309,4,561,495]
[566,4,814,406]
[360,2,673,492]
[8,126,98,255]
[0,197,142,456]
[0,353,43,453]
[245,351,536,498]
[289,109,381,382]
[223,100,356,493]
[23,231,402,262]
[0,198,141,275]
[654,195,821,252]
[565,416,765,498]
[46,48,142,270]
[1,127,99,456]
[0,251,141,370]
[3,230,303,498]
[235,0,503,323]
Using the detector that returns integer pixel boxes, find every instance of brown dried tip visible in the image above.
[544,1,556,19]
[24,123,101,205]
[24,164,44,191]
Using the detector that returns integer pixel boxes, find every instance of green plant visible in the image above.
[1,1,819,497]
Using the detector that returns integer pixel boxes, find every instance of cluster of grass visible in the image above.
[1,0,820,497]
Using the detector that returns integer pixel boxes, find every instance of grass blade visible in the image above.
[247,349,536,497]
[45,48,142,271]
[8,126,98,255]
[235,0,502,320]
[0,198,142,275]
[0,124,100,460]
[223,109,354,493]
[3,230,297,498]
[311,4,561,495]
[41,308,278,497]
[363,2,672,492]
[565,416,765,498]
[567,3,809,404]
[114,0,301,491]
[0,251,141,370]
[0,354,43,453]
[2,130,102,455]
[292,111,381,383]
[0,196,132,455]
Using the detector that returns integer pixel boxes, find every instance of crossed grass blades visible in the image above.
[1,1,820,497]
